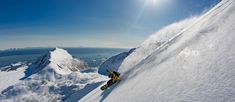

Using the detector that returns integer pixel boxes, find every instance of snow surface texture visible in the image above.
[0,66,26,92]
[80,0,235,102]
[98,48,135,76]
[0,48,108,102]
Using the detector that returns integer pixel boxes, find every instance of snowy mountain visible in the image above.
[80,0,235,102]
[0,48,108,102]
[98,48,135,76]
[21,48,87,80]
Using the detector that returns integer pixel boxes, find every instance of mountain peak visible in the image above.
[49,47,73,63]
[21,48,87,80]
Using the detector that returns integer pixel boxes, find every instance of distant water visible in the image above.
[0,48,129,68]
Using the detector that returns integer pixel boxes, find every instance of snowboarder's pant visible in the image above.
[107,79,116,86]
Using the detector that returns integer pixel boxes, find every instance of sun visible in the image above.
[146,0,161,6]
[152,0,158,4]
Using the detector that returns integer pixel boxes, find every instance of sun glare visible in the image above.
[146,0,161,6]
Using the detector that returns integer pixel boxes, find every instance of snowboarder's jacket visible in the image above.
[100,70,121,90]
[107,70,120,81]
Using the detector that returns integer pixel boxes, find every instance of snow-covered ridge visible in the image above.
[98,48,135,75]
[0,62,28,72]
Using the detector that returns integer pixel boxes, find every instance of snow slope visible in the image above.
[80,0,235,101]
[120,17,198,74]
[0,66,26,92]
[0,48,108,102]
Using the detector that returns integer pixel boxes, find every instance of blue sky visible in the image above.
[0,0,220,50]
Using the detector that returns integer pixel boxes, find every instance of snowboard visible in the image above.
[100,80,121,91]
[100,84,109,90]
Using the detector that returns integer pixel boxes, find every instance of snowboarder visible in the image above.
[100,70,121,90]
